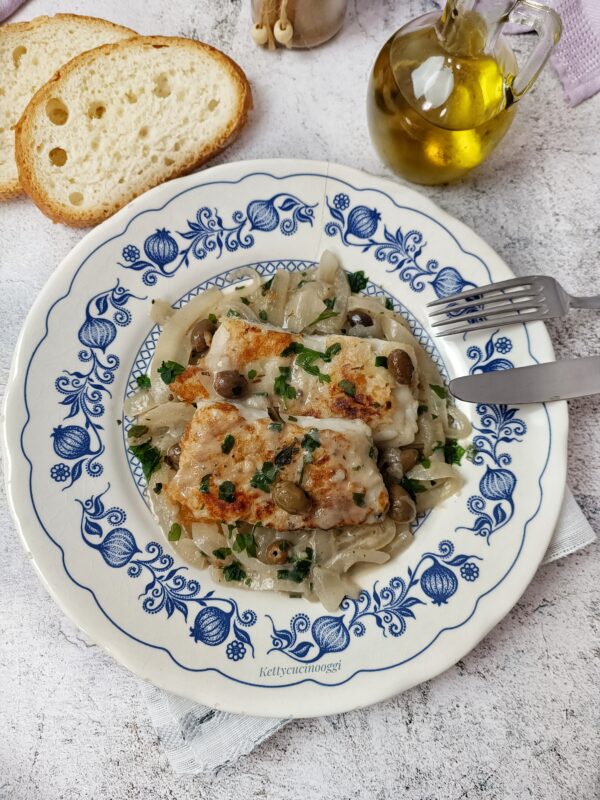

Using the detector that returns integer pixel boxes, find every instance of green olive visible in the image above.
[190,318,216,354]
[388,349,414,385]
[389,484,416,523]
[214,370,248,399]
[265,540,290,565]
[272,480,311,514]
[348,308,374,328]
[399,448,419,473]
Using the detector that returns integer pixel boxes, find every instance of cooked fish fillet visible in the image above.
[166,401,388,531]
[171,318,419,446]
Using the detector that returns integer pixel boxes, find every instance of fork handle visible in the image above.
[569,295,600,310]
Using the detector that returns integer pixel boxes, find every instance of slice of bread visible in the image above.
[15,36,253,227]
[0,14,135,200]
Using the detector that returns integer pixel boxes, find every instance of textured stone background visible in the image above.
[1,1,599,798]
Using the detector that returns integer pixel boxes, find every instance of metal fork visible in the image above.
[427,275,600,336]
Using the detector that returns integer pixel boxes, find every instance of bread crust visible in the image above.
[0,13,136,199]
[15,36,253,227]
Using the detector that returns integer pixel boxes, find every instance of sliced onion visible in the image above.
[316,250,340,283]
[264,269,293,327]
[191,523,226,556]
[226,268,261,298]
[285,284,326,333]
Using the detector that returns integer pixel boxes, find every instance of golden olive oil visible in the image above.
[367,21,517,185]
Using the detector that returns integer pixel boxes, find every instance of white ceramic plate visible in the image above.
[3,160,567,717]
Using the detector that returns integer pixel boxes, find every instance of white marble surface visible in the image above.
[1,0,599,797]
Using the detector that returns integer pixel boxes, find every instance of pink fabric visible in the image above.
[0,0,27,22]
[552,0,600,104]
[434,0,600,105]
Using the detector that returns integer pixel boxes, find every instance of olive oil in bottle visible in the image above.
[367,1,561,185]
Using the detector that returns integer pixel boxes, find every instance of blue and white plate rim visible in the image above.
[2,159,568,718]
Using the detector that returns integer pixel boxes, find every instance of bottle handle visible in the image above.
[507,0,562,101]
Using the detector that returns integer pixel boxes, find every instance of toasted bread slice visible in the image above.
[0,13,135,199]
[15,36,252,226]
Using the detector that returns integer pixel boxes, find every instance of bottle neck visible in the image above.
[436,0,518,54]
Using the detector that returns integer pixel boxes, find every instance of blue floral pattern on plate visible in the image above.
[458,331,525,541]
[78,486,257,660]
[325,193,477,298]
[11,165,558,703]
[54,261,518,660]
[51,281,144,487]
[267,541,482,662]
[47,213,523,661]
[118,194,317,285]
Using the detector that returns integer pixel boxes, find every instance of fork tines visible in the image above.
[427,276,549,336]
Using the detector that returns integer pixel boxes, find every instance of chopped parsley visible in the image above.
[339,379,356,397]
[248,369,257,380]
[250,461,279,492]
[352,492,366,507]
[226,308,241,317]
[127,424,149,439]
[430,384,448,399]
[375,356,388,368]
[153,483,163,495]
[421,457,432,468]
[208,313,218,324]
[274,444,299,468]
[233,532,257,558]
[218,480,236,503]
[324,296,336,310]
[347,270,368,293]
[399,476,427,501]
[444,439,467,465]
[369,446,377,459]
[261,276,274,294]
[280,342,303,357]
[268,421,283,432]
[259,310,268,322]
[240,296,250,305]
[221,434,235,454]
[281,342,341,384]
[136,374,151,389]
[274,366,297,400]
[158,360,185,384]
[129,441,161,480]
[277,549,313,583]
[324,344,341,362]
[223,561,247,582]
[168,523,182,541]
[301,429,320,453]
[417,404,429,415]
[308,309,339,328]
[352,465,362,471]
[385,298,394,310]
[212,547,232,560]
[296,348,331,383]
[199,473,211,493]
[287,415,298,421]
